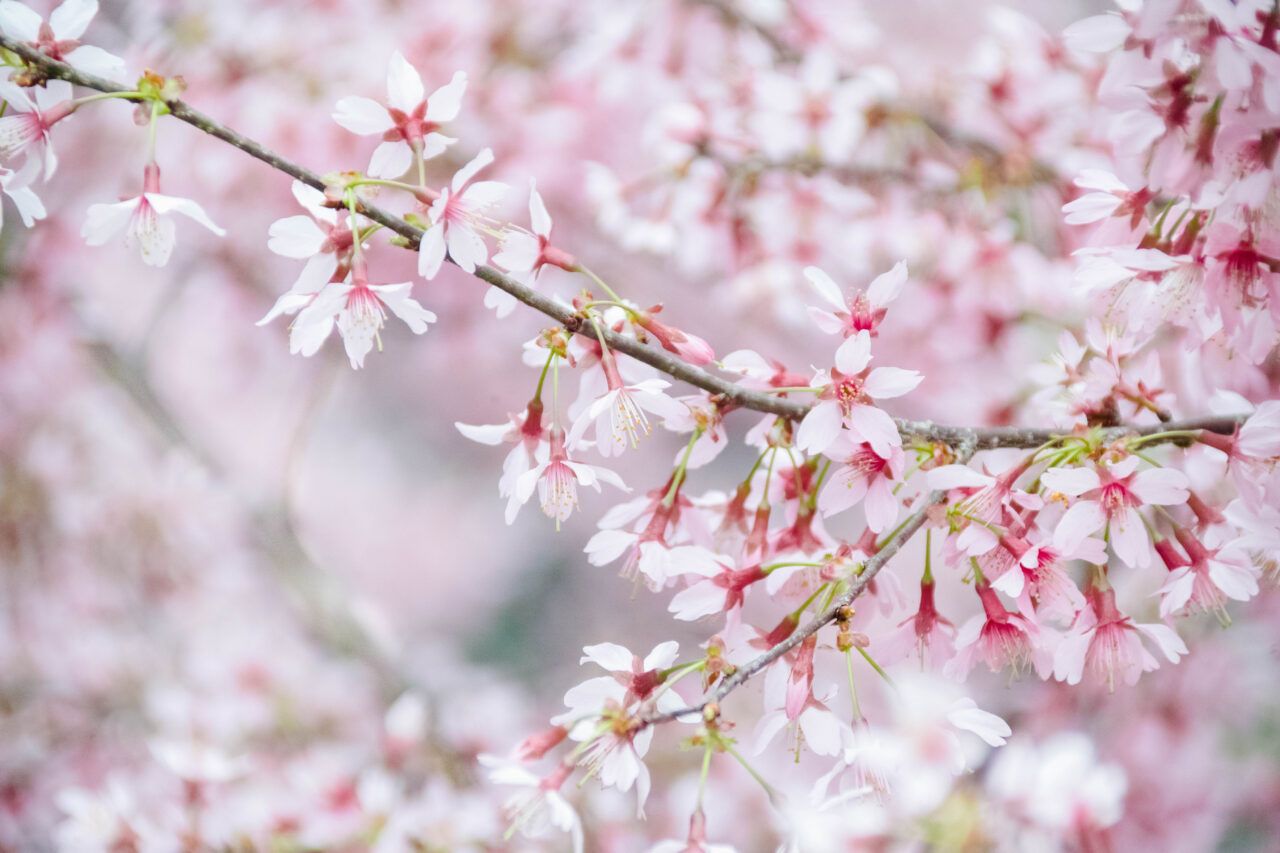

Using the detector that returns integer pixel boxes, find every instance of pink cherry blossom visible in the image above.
[1053,584,1187,689]
[510,426,628,527]
[804,261,906,339]
[0,0,125,79]
[333,52,465,178]
[417,147,507,278]
[492,179,577,277]
[946,579,1053,679]
[285,259,435,368]
[0,78,74,179]
[1042,455,1189,569]
[81,162,225,267]
[816,431,903,533]
[1156,529,1259,622]
[794,330,921,458]
[567,349,687,457]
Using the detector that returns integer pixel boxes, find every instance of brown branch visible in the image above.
[687,0,802,63]
[0,36,1249,451]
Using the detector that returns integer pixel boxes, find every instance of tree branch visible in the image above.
[0,36,1248,450]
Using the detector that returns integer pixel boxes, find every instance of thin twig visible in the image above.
[0,36,1247,453]
[642,460,966,728]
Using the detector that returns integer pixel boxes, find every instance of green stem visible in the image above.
[696,740,713,810]
[579,264,628,304]
[922,529,934,584]
[724,742,780,803]
[845,649,862,719]
[72,90,143,107]
[857,647,894,686]
[663,428,703,508]
[533,350,556,402]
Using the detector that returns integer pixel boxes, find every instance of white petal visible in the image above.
[528,180,552,237]
[370,281,436,333]
[927,465,992,490]
[417,223,447,279]
[866,260,907,306]
[332,96,394,135]
[0,1,42,41]
[795,401,842,455]
[1040,466,1101,496]
[454,421,511,445]
[385,50,425,112]
[63,44,126,80]
[50,0,96,38]
[863,366,922,399]
[80,198,136,245]
[147,193,226,236]
[368,140,413,179]
[425,70,467,123]
[834,330,872,374]
[804,265,846,312]
[445,222,489,273]
[642,640,680,671]
[267,215,327,258]
[451,147,494,192]
[1063,14,1130,53]
[581,642,634,672]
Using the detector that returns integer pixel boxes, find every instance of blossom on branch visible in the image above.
[333,52,465,178]
[81,162,225,267]
[417,147,507,278]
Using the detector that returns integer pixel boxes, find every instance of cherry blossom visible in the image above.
[480,756,584,853]
[794,330,922,458]
[567,349,687,457]
[491,179,577,277]
[815,431,903,533]
[285,259,435,368]
[946,579,1053,679]
[1053,584,1187,689]
[1042,456,1189,569]
[333,52,465,178]
[0,0,125,79]
[0,77,74,179]
[416,147,506,279]
[81,162,225,267]
[804,261,906,340]
[510,426,628,527]
[263,180,355,298]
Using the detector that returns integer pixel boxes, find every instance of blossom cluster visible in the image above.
[0,0,1277,851]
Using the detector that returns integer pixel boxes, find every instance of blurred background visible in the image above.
[2,0,1279,850]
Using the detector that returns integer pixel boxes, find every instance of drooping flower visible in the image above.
[945,579,1052,679]
[333,52,465,178]
[510,426,628,527]
[417,147,507,278]
[567,348,687,457]
[286,258,435,368]
[81,162,225,267]
[1052,583,1186,689]
[480,756,584,853]
[492,179,577,277]
[263,180,356,298]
